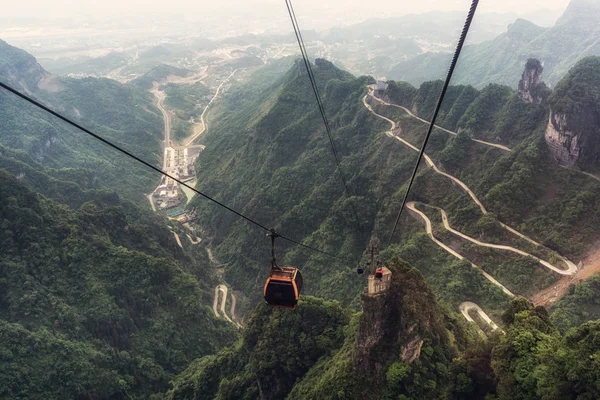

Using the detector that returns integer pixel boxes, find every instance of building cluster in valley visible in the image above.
[152,145,204,212]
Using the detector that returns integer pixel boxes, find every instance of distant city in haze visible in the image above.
[0,0,571,79]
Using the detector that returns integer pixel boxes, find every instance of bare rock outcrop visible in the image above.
[0,39,49,93]
[545,57,600,169]
[545,112,581,166]
[353,260,454,384]
[518,59,544,104]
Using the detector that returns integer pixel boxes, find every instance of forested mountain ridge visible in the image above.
[190,54,600,321]
[3,24,600,399]
[0,39,164,201]
[389,0,600,88]
[0,39,49,92]
[0,39,248,398]
[166,260,600,399]
[166,261,478,400]
[0,160,237,398]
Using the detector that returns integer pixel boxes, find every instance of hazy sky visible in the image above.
[4,0,571,18]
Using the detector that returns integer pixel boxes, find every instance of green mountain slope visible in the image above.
[166,261,600,399]
[389,0,600,88]
[0,164,236,399]
[166,260,482,400]
[551,275,600,332]
[0,39,164,202]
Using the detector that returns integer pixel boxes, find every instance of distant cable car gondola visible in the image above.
[264,230,303,309]
[375,259,383,279]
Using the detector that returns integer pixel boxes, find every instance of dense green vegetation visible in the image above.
[492,298,600,399]
[166,260,492,400]
[551,275,600,333]
[0,39,48,90]
[548,56,600,170]
[132,64,192,90]
[188,54,600,318]
[0,41,241,398]
[0,167,236,398]
[374,57,600,262]
[166,296,350,399]
[166,284,600,400]
[162,82,211,141]
[0,40,164,201]
[4,29,600,399]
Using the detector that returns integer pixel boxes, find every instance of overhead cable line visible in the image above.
[0,80,349,263]
[284,0,365,240]
[387,0,480,245]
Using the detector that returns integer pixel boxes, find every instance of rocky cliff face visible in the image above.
[0,39,49,92]
[353,260,455,383]
[545,57,600,169]
[518,59,544,104]
[545,112,581,166]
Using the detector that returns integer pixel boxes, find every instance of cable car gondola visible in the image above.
[375,259,383,279]
[264,230,303,309]
[264,266,303,309]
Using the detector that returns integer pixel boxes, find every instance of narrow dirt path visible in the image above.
[363,94,577,274]
[367,89,512,152]
[460,301,503,334]
[407,202,515,297]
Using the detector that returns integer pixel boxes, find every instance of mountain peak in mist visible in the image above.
[556,0,600,26]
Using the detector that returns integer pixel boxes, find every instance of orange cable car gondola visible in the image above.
[264,230,303,309]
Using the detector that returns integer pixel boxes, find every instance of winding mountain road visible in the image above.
[213,284,242,328]
[460,301,502,334]
[218,285,233,323]
[171,231,183,249]
[367,88,511,152]
[362,94,577,275]
[437,206,576,275]
[363,87,585,332]
[212,285,221,318]
[186,234,201,244]
[407,202,515,297]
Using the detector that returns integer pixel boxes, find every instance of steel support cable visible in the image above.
[284,0,365,241]
[0,81,349,262]
[387,0,480,245]
[285,0,338,162]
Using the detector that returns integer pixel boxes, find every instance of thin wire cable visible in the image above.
[0,80,349,262]
[284,0,364,239]
[387,0,480,245]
